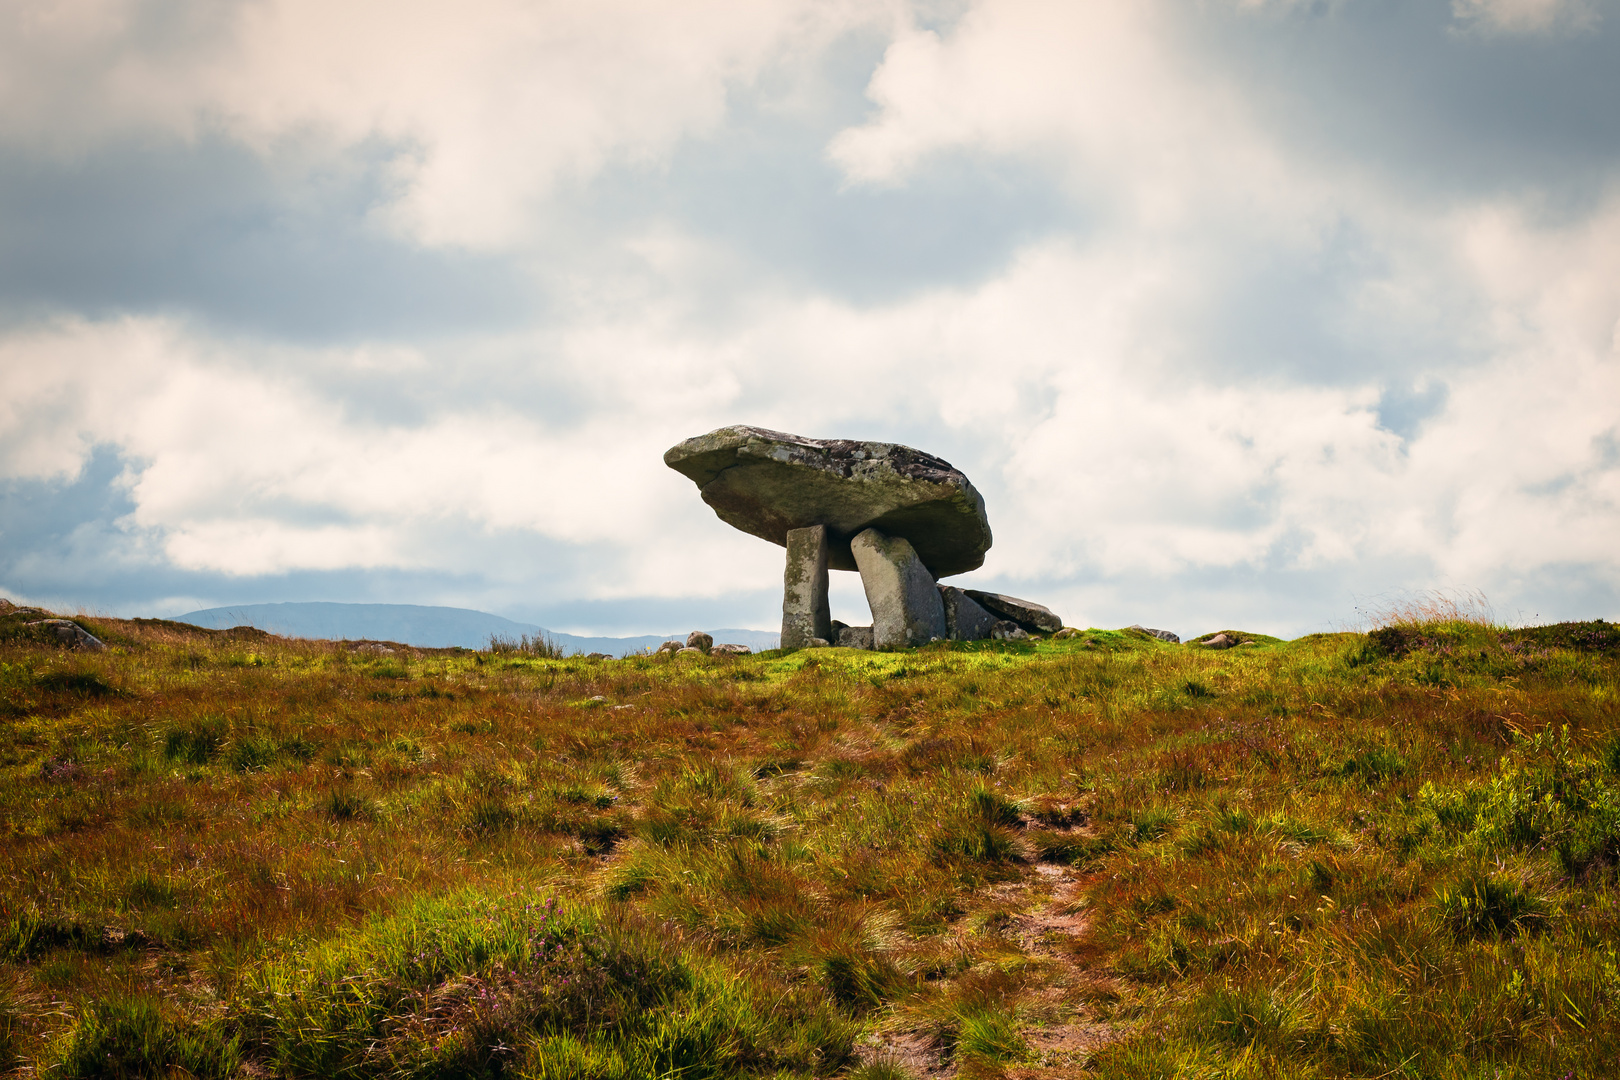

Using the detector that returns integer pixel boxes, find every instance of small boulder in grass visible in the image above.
[28,619,107,652]
[991,620,1029,641]
[655,640,684,655]
[686,631,714,653]
[1200,633,1236,649]
[584,652,613,660]
[676,646,704,656]
[711,643,751,656]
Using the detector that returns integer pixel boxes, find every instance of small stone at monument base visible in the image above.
[655,640,683,655]
[836,625,874,650]
[852,528,947,649]
[807,637,831,648]
[676,647,704,656]
[1127,624,1181,644]
[585,652,613,660]
[938,585,998,641]
[964,591,1063,634]
[1200,633,1234,649]
[711,643,751,656]
[686,631,714,653]
[1053,628,1079,640]
[990,620,1029,641]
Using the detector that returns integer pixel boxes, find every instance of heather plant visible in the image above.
[0,606,1616,1077]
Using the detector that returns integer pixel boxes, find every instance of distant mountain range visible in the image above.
[172,602,779,657]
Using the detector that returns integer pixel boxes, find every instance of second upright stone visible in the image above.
[852,528,946,649]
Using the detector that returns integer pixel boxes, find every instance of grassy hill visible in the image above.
[1,602,1617,1078]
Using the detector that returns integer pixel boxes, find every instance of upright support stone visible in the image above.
[938,585,998,641]
[781,525,832,649]
[852,528,947,649]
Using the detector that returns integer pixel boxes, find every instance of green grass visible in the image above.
[1,603,1617,1077]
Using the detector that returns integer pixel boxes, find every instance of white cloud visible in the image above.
[3,0,1618,632]
[0,0,883,247]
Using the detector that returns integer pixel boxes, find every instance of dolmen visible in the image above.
[665,425,1064,650]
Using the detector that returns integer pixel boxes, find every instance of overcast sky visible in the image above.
[2,0,1618,638]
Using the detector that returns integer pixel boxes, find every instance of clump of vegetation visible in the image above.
[488,632,566,659]
[1,598,1617,1077]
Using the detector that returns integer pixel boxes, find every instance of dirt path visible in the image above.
[860,849,1125,1079]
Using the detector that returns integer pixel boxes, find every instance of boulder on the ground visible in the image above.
[28,619,107,652]
[686,631,714,653]
[655,640,683,655]
[1200,633,1234,649]
[852,529,947,649]
[938,585,998,641]
[963,591,1062,634]
[990,620,1029,641]
[836,625,874,650]
[584,652,613,660]
[1128,624,1181,644]
[665,426,992,577]
[676,646,704,656]
[711,643,751,656]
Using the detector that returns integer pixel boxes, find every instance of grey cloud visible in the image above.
[0,135,533,343]
[1195,0,1620,205]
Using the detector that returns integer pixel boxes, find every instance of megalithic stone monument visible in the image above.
[665,425,1017,649]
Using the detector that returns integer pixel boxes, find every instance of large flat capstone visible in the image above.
[665,426,992,577]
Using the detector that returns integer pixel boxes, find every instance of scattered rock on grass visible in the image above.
[991,620,1029,641]
[27,619,107,651]
[711,643,751,656]
[1128,624,1181,644]
[686,631,714,653]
